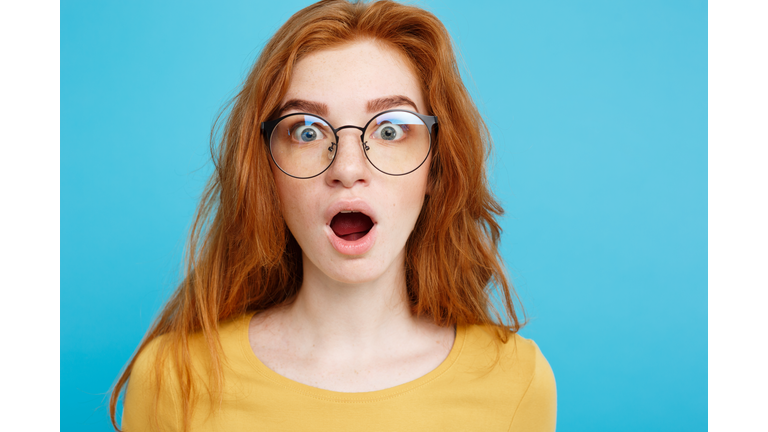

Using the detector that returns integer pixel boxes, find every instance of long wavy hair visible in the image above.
[109,0,524,430]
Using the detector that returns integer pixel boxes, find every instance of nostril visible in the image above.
[325,135,371,186]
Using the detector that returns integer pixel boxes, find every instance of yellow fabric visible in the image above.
[123,313,556,431]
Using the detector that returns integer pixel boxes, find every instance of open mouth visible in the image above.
[330,211,374,241]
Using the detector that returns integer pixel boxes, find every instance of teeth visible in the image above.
[339,210,359,214]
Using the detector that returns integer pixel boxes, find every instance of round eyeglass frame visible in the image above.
[261,109,438,179]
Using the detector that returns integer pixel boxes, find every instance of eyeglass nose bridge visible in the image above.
[331,124,369,151]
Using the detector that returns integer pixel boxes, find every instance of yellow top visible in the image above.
[122,313,556,432]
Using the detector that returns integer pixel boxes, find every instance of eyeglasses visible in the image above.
[261,109,438,179]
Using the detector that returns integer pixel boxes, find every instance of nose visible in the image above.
[325,128,370,188]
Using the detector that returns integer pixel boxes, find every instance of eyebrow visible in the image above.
[277,95,419,118]
[366,95,419,113]
[278,99,329,117]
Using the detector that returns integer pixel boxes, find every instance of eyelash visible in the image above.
[371,123,410,138]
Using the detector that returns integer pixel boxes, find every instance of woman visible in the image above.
[110,0,556,430]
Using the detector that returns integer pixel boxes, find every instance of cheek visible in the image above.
[405,164,431,226]
[271,173,328,258]
[272,169,310,230]
[390,169,430,224]
[271,166,290,214]
[407,157,431,206]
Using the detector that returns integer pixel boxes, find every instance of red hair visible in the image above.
[110,0,524,430]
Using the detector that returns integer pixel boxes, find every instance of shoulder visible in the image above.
[122,314,252,431]
[505,334,557,431]
[122,334,183,431]
[460,325,549,369]
[127,313,251,382]
[459,325,557,431]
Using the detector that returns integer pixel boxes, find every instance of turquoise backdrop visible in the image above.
[61,1,707,430]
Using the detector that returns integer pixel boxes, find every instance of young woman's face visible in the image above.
[271,40,431,286]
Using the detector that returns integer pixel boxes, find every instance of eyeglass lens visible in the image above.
[268,110,431,178]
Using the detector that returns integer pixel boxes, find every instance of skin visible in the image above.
[249,40,455,392]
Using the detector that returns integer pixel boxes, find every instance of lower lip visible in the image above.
[326,224,377,256]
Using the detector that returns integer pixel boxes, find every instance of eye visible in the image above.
[292,124,325,142]
[373,123,405,141]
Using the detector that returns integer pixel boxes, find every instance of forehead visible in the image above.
[282,40,425,117]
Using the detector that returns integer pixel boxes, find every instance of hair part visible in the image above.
[110,1,524,430]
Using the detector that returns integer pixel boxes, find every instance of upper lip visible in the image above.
[325,199,378,226]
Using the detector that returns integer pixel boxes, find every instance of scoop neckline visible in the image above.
[237,311,467,403]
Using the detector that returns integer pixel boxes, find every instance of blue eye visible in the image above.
[292,124,325,142]
[374,123,405,141]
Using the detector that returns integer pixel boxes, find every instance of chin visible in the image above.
[326,259,392,285]
[306,248,405,287]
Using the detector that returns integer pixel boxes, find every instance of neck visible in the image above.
[283,250,422,352]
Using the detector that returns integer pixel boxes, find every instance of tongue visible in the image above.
[331,213,374,241]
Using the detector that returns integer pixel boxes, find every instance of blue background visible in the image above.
[61,0,707,430]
